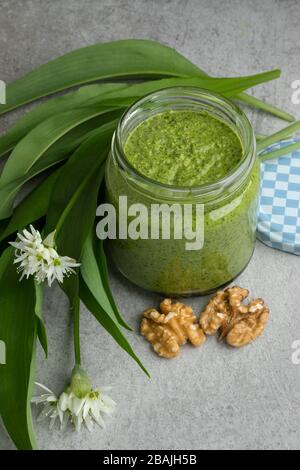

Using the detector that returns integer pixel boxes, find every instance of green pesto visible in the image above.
[105,160,260,295]
[106,108,259,295]
[124,110,243,186]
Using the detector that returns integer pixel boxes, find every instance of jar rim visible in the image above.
[112,87,256,199]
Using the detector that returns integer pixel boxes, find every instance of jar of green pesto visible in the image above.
[105,87,259,295]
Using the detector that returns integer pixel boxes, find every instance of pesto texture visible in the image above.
[106,157,260,295]
[124,110,243,186]
[106,108,259,295]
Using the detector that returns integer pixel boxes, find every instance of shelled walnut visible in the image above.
[199,286,269,347]
[140,299,206,358]
[225,298,269,347]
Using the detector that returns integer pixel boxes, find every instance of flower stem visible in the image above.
[73,295,81,366]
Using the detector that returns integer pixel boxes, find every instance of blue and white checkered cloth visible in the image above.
[257,139,300,255]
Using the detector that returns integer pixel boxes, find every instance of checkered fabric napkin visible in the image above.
[257,139,300,255]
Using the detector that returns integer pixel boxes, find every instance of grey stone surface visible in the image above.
[1,0,300,451]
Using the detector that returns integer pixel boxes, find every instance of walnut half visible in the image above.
[140,299,206,358]
[199,286,248,336]
[199,286,269,348]
[226,298,269,347]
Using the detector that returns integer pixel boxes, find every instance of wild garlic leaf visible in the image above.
[0,111,120,220]
[0,39,201,115]
[45,122,116,254]
[80,229,132,331]
[0,83,129,157]
[259,140,300,161]
[257,120,300,152]
[79,277,149,377]
[0,106,118,187]
[0,248,38,450]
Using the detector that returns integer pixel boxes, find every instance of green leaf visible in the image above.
[192,60,293,121]
[45,123,116,259]
[237,92,295,122]
[0,179,31,223]
[79,276,149,377]
[0,169,61,242]
[0,37,291,126]
[0,106,119,188]
[0,65,282,222]
[2,35,290,122]
[81,230,131,331]
[57,165,105,261]
[0,111,120,220]
[98,240,131,331]
[28,110,123,181]
[96,70,282,103]
[0,246,12,279]
[34,283,48,358]
[0,39,201,115]
[44,122,145,374]
[0,83,129,157]
[28,110,120,179]
[260,140,300,161]
[0,70,280,191]
[0,220,10,255]
[48,70,282,106]
[0,248,38,450]
[43,128,111,362]
[257,120,300,152]
[255,133,267,141]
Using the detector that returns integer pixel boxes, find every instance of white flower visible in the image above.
[11,224,43,251]
[66,387,116,432]
[10,225,80,286]
[40,250,79,285]
[32,383,69,430]
[10,225,46,280]
[32,368,116,433]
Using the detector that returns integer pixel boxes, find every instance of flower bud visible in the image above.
[70,365,92,398]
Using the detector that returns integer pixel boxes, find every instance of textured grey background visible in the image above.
[1,0,300,451]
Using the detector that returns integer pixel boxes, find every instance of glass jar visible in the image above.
[105,87,259,296]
